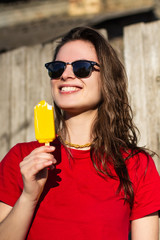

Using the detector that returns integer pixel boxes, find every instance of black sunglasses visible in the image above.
[45,60,100,79]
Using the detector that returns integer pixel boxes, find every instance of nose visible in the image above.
[61,63,75,81]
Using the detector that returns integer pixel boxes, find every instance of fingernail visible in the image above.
[50,146,55,150]
[53,159,57,164]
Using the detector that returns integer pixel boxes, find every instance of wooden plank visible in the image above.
[25,43,53,142]
[10,47,27,148]
[124,22,148,147]
[39,42,55,104]
[25,44,44,142]
[69,0,101,16]
[124,20,160,172]
[142,20,160,169]
[0,52,11,160]
[157,74,160,167]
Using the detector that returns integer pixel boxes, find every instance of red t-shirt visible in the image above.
[0,138,160,240]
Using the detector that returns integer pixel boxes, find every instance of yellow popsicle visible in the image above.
[34,100,55,145]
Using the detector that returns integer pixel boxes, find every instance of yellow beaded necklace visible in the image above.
[64,140,91,149]
[58,135,91,149]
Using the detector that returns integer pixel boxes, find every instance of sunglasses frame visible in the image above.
[45,60,100,79]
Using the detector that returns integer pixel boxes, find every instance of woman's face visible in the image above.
[51,40,102,114]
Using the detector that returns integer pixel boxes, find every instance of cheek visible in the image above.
[84,80,102,106]
[94,88,102,103]
[90,77,102,99]
[50,81,57,98]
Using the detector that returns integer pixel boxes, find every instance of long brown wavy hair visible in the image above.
[52,26,149,207]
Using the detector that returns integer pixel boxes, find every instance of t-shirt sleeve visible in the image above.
[0,144,23,207]
[129,153,160,220]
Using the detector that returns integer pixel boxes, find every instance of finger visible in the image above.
[21,158,53,179]
[28,152,56,163]
[22,148,56,165]
[31,145,55,154]
[20,154,57,170]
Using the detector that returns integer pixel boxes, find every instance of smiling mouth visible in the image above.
[60,86,81,93]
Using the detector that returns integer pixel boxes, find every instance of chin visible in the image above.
[61,106,80,113]
[57,104,84,114]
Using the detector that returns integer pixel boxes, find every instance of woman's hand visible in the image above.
[20,145,56,203]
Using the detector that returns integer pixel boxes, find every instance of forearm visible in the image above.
[0,193,37,240]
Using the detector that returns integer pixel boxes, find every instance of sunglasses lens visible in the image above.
[47,62,65,79]
[73,61,91,78]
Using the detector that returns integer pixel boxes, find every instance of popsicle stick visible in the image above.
[45,142,50,146]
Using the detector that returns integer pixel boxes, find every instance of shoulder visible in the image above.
[0,141,39,167]
[7,141,41,160]
[124,149,159,189]
[15,141,41,158]
[1,137,60,164]
[125,150,156,174]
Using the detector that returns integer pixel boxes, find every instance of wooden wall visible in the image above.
[0,21,160,177]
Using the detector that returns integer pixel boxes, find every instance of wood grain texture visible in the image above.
[124,20,160,170]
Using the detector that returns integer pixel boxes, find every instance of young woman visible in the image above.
[0,26,160,240]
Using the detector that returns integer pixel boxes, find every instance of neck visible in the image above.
[62,109,97,146]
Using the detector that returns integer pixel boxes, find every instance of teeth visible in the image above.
[61,87,78,92]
